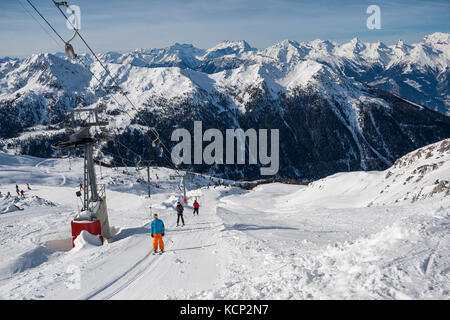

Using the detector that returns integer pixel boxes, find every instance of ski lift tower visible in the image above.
[52,107,112,242]
[170,173,188,203]
[169,172,194,204]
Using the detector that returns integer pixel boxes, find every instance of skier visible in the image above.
[79,183,83,191]
[27,183,31,190]
[176,201,185,227]
[16,185,20,196]
[150,213,165,254]
[193,200,200,216]
[20,190,25,199]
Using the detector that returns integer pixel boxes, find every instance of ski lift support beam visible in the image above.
[52,107,109,212]
[170,173,187,203]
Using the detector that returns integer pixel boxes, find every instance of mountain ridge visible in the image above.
[0,33,449,180]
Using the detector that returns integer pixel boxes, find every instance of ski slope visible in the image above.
[0,140,449,300]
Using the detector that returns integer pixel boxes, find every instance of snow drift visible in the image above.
[72,230,103,252]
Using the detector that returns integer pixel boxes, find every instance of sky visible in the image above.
[0,0,449,57]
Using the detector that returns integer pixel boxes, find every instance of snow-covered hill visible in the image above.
[0,138,448,300]
[0,34,449,180]
[291,138,450,208]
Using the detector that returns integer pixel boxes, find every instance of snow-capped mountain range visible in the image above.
[104,32,450,115]
[0,33,449,180]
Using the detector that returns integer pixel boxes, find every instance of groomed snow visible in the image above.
[0,139,449,299]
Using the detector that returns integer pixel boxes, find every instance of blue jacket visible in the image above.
[151,219,165,235]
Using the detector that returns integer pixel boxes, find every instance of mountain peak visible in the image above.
[204,40,256,59]
[422,32,450,59]
[260,40,303,63]
[350,37,366,47]
[278,39,300,47]
[212,40,255,51]
[336,37,366,56]
[309,39,336,52]
[170,43,196,50]
[423,32,450,46]
[341,37,366,52]
[396,39,405,47]
[27,52,63,66]
[310,38,333,45]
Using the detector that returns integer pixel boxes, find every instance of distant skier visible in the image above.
[193,200,200,216]
[16,185,20,196]
[176,201,185,227]
[27,183,31,190]
[6,192,11,199]
[79,183,83,191]
[150,213,165,254]
[20,190,25,199]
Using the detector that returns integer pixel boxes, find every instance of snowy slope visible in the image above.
[0,138,448,300]
[287,139,450,208]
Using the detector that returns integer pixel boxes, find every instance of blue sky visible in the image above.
[1,0,449,57]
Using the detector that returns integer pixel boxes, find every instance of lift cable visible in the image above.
[22,0,182,175]
[50,0,182,173]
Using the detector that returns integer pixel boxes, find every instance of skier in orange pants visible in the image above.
[151,213,165,254]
